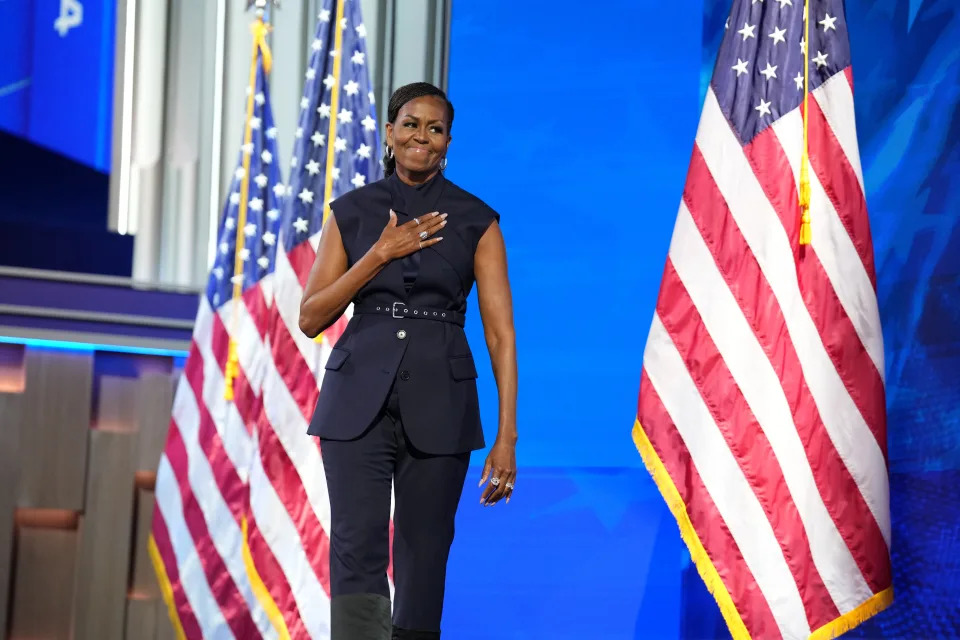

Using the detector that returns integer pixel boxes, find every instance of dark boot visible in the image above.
[391,627,440,640]
[331,593,392,640]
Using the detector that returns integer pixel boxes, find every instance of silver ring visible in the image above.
[490,477,500,487]
[418,230,428,240]
[505,482,514,490]
[413,217,420,225]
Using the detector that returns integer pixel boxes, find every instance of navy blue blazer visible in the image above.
[306,171,499,455]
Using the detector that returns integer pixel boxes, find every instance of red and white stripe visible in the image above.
[636,69,891,639]
[152,287,283,639]
[245,230,396,638]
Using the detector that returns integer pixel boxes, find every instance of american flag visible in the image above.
[633,1,892,638]
[244,0,383,637]
[149,17,289,639]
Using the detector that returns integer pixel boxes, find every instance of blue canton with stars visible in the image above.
[712,0,852,144]
[206,57,286,309]
[283,0,381,251]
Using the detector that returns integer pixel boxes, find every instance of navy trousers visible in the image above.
[321,381,470,636]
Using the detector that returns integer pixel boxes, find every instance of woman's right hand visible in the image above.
[372,210,446,263]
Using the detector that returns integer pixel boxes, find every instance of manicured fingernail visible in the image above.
[441,220,447,226]
[441,213,448,219]
[436,236,443,241]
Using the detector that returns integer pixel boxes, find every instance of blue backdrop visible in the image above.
[442,0,960,638]
[0,0,116,172]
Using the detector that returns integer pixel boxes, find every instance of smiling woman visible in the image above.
[297,81,518,639]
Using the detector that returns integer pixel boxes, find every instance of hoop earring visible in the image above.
[439,157,447,171]
[386,145,394,159]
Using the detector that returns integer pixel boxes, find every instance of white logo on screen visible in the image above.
[55,0,83,37]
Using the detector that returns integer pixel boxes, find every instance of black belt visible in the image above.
[354,301,465,326]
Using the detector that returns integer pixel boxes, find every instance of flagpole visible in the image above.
[224,3,274,400]
[799,0,812,246]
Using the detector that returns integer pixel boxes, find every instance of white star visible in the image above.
[329,49,339,59]
[769,26,787,45]
[257,256,270,269]
[306,159,321,175]
[261,150,272,164]
[286,184,293,197]
[755,98,772,118]
[306,68,316,81]
[266,126,277,139]
[752,0,764,3]
[355,23,367,38]
[230,192,241,205]
[311,131,326,147]
[273,183,286,197]
[776,0,792,6]
[794,72,804,90]
[738,22,756,40]
[344,80,360,96]
[262,230,276,246]
[317,103,331,118]
[267,209,279,221]
[732,58,749,76]
[351,173,366,188]
[323,75,337,90]
[361,115,376,132]
[340,17,348,30]
[254,92,265,106]
[725,18,729,29]
[295,127,303,139]
[813,50,829,68]
[239,248,250,261]
[331,167,341,180]
[318,9,330,22]
[249,116,261,130]
[234,167,246,180]
[213,266,224,280]
[290,156,298,168]
[760,62,778,81]
[351,51,365,65]
[799,37,807,55]
[230,274,243,285]
[334,137,347,153]
[293,217,309,233]
[312,38,323,51]
[249,197,264,212]
[368,91,376,105]
[357,143,372,159]
[820,13,837,32]
[338,108,353,123]
[225,217,236,230]
[254,173,268,189]
[300,97,310,110]
[298,188,314,204]
[220,241,229,255]
[244,222,257,237]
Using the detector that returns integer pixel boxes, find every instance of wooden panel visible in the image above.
[130,488,160,599]
[9,525,78,639]
[17,348,93,510]
[0,392,22,638]
[125,597,158,640]
[155,598,178,640]
[136,372,176,472]
[96,375,140,432]
[73,429,136,640]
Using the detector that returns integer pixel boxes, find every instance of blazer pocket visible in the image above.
[448,355,478,381]
[325,347,350,371]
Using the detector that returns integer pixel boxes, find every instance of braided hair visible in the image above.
[382,82,454,177]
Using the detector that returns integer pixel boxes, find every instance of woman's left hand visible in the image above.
[478,439,517,506]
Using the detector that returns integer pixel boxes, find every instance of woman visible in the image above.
[299,82,518,640]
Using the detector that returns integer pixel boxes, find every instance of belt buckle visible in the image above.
[391,301,404,319]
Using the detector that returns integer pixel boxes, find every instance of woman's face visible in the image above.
[386,95,451,177]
